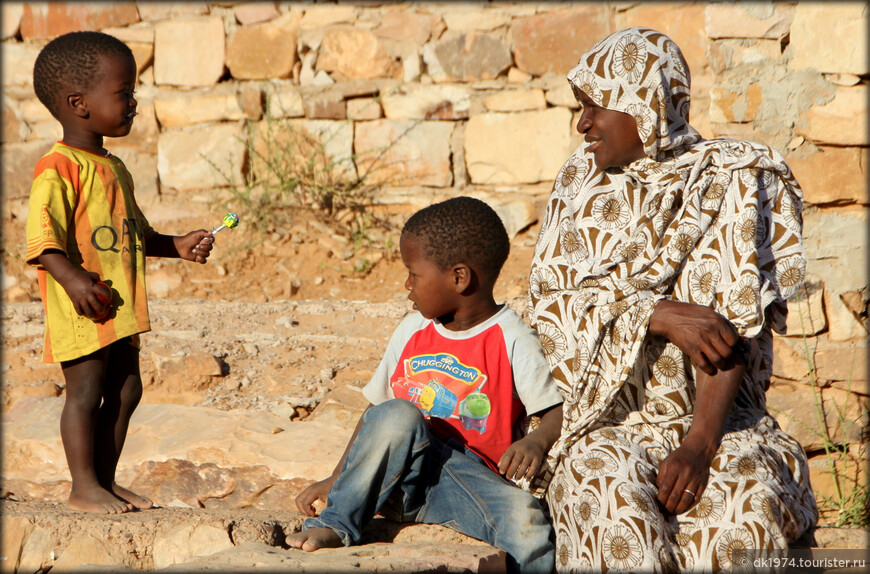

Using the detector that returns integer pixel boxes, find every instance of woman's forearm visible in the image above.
[684,360,745,456]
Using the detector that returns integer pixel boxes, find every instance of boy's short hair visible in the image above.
[402,196,510,284]
[33,31,133,118]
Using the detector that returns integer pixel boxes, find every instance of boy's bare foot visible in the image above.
[112,483,153,509]
[69,486,135,514]
[286,527,343,551]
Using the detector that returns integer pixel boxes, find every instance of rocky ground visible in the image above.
[1,209,867,572]
[1,208,533,572]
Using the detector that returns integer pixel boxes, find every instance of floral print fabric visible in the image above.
[528,28,818,572]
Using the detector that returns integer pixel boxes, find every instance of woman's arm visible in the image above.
[655,359,745,514]
[648,298,747,514]
[648,298,741,375]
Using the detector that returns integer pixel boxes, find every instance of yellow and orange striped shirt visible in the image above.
[25,142,155,363]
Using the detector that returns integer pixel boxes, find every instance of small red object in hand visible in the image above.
[94,281,112,321]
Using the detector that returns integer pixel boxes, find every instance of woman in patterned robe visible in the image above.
[527,28,818,572]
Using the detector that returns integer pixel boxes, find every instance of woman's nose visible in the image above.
[576,115,590,134]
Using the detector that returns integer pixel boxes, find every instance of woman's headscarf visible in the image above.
[568,27,701,160]
[525,28,805,497]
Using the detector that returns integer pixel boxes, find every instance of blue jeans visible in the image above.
[303,399,555,573]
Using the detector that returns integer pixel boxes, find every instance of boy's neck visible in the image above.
[438,296,502,332]
[61,128,106,157]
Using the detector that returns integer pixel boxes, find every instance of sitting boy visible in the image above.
[288,196,564,572]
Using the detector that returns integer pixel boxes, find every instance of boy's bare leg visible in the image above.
[96,340,152,510]
[60,348,134,514]
[286,527,343,551]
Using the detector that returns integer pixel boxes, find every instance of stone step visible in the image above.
[3,499,865,574]
[0,500,504,573]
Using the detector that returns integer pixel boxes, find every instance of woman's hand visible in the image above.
[648,299,740,375]
[655,433,717,515]
[295,476,336,517]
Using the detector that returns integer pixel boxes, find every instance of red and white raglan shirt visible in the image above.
[363,305,564,473]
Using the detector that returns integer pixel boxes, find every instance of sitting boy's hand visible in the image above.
[295,476,335,517]
[498,434,547,481]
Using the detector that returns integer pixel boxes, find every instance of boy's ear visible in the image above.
[66,92,89,118]
[452,264,472,292]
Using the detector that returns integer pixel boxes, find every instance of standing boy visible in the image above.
[26,31,215,514]
[288,197,563,572]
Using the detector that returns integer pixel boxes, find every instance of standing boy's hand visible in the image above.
[66,270,112,320]
[37,252,112,320]
[174,230,214,264]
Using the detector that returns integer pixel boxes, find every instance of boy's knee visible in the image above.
[63,384,104,411]
[122,376,143,407]
[365,399,426,437]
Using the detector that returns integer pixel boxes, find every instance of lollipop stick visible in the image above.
[192,213,239,252]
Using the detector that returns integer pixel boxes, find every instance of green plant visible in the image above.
[354,258,372,273]
[205,119,363,235]
[383,234,396,262]
[770,283,869,528]
[204,89,416,245]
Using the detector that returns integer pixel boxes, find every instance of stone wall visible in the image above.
[1,1,868,511]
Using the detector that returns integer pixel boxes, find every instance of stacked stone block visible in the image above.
[1,1,867,519]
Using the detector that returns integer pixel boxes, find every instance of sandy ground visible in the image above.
[1,207,539,412]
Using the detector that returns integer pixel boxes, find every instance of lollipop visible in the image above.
[192,213,239,254]
[211,212,240,235]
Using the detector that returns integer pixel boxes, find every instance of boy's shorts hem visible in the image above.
[51,334,141,364]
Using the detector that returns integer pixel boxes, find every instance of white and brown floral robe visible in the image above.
[528,27,818,573]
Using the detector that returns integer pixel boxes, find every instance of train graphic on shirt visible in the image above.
[393,353,491,433]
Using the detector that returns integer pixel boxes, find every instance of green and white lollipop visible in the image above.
[192,213,239,255]
[212,212,240,235]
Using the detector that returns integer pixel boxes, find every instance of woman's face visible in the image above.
[575,89,645,170]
